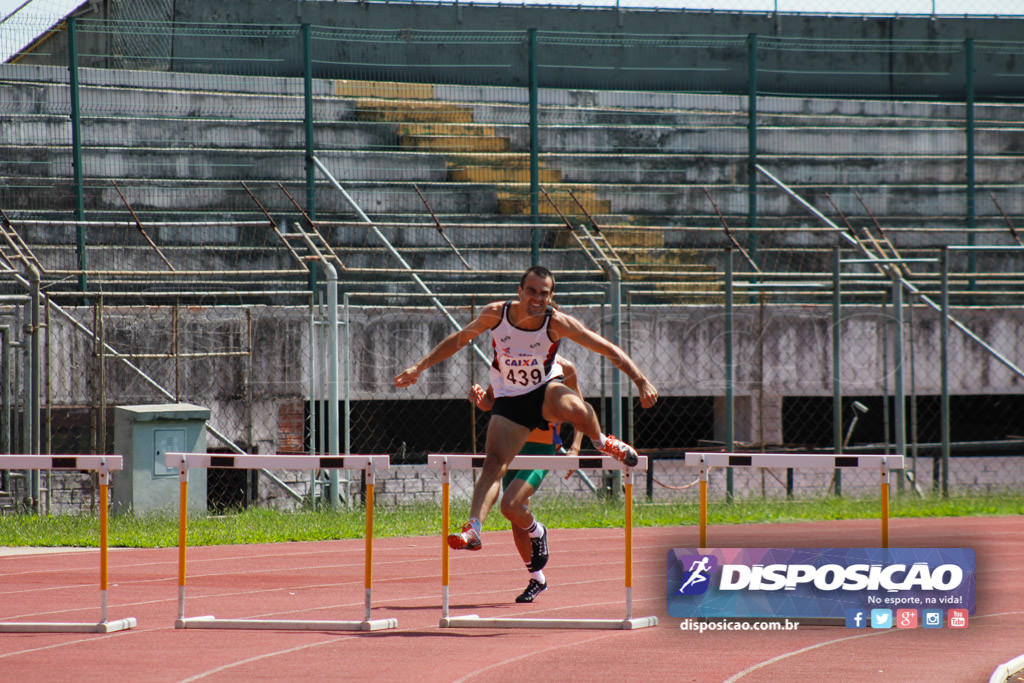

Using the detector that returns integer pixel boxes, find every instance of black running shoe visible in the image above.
[527,525,548,572]
[515,578,548,603]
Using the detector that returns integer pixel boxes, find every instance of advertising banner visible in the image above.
[667,548,975,627]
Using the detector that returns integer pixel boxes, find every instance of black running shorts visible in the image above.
[492,379,562,431]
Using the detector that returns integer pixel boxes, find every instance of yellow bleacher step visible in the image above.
[599,228,665,249]
[356,100,476,124]
[335,79,436,100]
[337,79,616,226]
[449,165,562,183]
[498,189,611,216]
[552,226,664,250]
[396,122,497,137]
[401,135,510,152]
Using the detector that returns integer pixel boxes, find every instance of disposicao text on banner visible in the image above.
[667,548,975,620]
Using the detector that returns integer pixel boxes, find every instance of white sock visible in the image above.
[468,517,482,534]
[526,520,545,539]
[591,432,608,450]
[529,570,546,584]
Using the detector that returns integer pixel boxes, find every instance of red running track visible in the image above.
[1,516,1021,682]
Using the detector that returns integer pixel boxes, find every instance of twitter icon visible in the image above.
[871,609,893,629]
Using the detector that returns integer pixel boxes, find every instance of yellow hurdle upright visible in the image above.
[428,453,658,631]
[687,452,903,549]
[168,452,396,632]
[0,455,137,633]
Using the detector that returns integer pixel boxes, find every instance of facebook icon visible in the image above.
[845,609,867,628]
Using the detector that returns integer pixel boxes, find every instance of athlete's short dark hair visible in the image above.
[520,265,554,289]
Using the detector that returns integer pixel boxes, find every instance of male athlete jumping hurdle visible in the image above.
[394,265,658,566]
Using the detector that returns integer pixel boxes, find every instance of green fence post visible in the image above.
[832,246,842,497]
[303,24,317,292]
[965,38,977,285]
[608,266,623,499]
[725,248,734,502]
[746,33,758,254]
[303,23,315,222]
[68,17,87,292]
[940,247,950,498]
[892,269,906,493]
[529,28,540,265]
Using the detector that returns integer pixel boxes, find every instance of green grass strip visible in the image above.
[0,492,1020,549]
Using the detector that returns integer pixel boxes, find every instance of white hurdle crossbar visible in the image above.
[427,453,658,630]
[684,452,905,548]
[166,452,397,631]
[0,455,137,634]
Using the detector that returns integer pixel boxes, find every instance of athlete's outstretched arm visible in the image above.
[394,302,502,387]
[550,312,658,408]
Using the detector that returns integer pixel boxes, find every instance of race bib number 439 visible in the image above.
[498,356,545,388]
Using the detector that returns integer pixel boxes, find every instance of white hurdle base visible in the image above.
[176,615,398,632]
[0,618,137,634]
[440,615,658,630]
[174,618,397,634]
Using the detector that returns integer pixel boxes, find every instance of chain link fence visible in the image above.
[2,250,1024,513]
[2,15,1024,514]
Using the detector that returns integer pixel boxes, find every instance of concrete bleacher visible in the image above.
[2,62,1022,296]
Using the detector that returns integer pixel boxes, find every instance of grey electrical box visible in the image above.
[112,403,210,514]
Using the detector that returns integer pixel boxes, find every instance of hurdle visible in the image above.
[684,452,905,548]
[428,453,658,630]
[0,455,138,634]
[166,452,397,631]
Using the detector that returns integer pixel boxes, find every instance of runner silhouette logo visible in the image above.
[677,555,717,595]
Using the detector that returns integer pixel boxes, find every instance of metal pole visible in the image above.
[610,267,623,440]
[608,266,623,497]
[325,262,340,508]
[528,28,540,265]
[308,293,318,502]
[940,247,950,497]
[892,269,906,492]
[28,267,41,508]
[0,326,9,456]
[832,247,842,496]
[303,24,316,224]
[68,17,87,293]
[344,293,351,457]
[746,33,758,254]
[965,39,976,257]
[725,248,734,502]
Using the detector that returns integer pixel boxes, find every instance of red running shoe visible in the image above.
[600,434,639,467]
[447,522,482,551]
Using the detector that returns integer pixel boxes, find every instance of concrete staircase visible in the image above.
[346,83,615,219]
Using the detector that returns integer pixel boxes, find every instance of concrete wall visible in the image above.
[174,2,1022,99]
[43,302,1024,458]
